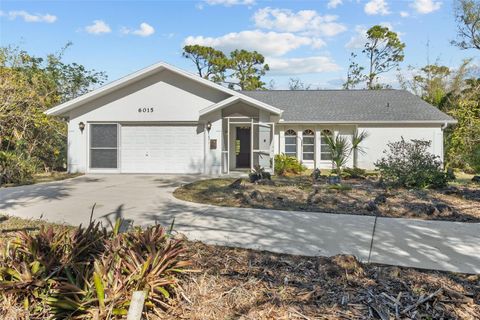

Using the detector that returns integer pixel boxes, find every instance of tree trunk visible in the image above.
[353,148,358,168]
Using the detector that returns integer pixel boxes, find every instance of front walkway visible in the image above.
[0,174,478,274]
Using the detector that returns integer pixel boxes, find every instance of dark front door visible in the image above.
[236,127,251,168]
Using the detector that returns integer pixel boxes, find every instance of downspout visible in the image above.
[440,121,448,169]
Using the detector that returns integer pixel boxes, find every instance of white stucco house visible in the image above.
[45,62,456,175]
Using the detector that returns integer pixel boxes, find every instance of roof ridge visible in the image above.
[241,89,400,92]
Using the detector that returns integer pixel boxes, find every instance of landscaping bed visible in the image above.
[173,174,480,222]
[1,215,479,319]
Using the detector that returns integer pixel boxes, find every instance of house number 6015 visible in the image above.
[138,107,154,113]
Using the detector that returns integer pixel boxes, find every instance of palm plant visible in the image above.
[351,129,369,168]
[324,135,351,176]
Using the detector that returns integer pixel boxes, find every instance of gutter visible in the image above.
[278,120,458,125]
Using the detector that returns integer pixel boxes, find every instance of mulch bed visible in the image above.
[1,215,479,319]
[173,176,480,222]
[166,241,480,319]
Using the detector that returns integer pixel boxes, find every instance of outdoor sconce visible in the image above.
[79,122,85,133]
[206,121,212,132]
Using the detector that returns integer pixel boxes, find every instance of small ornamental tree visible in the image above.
[375,138,449,188]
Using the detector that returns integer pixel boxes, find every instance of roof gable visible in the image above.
[45,61,280,117]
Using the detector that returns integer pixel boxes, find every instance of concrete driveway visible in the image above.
[1,174,479,274]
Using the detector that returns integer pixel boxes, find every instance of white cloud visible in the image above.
[411,0,442,14]
[122,22,155,37]
[85,20,111,35]
[184,30,326,56]
[7,10,57,23]
[327,0,343,9]
[253,7,346,36]
[267,56,341,75]
[345,23,401,49]
[364,0,390,15]
[345,25,368,49]
[203,0,255,6]
[400,11,410,17]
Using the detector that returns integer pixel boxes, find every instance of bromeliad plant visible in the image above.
[0,220,191,319]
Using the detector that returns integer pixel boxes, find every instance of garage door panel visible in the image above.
[121,125,204,173]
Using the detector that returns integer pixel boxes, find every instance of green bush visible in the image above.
[0,151,38,186]
[249,165,271,183]
[375,138,449,189]
[274,154,306,176]
[0,220,190,319]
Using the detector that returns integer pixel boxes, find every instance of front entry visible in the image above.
[236,127,251,168]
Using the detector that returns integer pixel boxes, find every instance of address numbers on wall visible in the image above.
[138,107,154,113]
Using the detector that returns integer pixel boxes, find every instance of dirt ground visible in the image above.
[1,215,479,319]
[173,175,480,222]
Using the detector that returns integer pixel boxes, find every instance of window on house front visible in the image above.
[90,124,118,169]
[284,129,297,157]
[320,129,333,161]
[302,129,315,161]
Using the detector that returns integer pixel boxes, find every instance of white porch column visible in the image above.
[250,117,254,170]
[297,127,303,160]
[279,127,285,154]
[315,127,321,169]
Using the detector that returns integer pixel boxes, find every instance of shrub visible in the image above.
[0,151,38,186]
[374,138,448,189]
[0,220,190,319]
[249,165,271,183]
[274,154,306,176]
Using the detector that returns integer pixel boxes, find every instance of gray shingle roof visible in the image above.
[240,89,455,123]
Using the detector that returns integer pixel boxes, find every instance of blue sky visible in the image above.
[1,0,477,89]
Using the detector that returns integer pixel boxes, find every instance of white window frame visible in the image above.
[88,123,120,172]
[284,129,297,158]
[320,129,333,161]
[302,129,315,161]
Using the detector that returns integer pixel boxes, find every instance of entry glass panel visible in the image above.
[236,127,251,168]
[90,124,118,169]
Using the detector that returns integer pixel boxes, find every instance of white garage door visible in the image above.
[121,125,205,173]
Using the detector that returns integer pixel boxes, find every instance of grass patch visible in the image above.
[0,214,71,240]
[450,171,476,186]
[1,172,82,188]
[326,183,352,191]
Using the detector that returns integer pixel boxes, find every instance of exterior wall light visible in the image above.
[206,121,212,132]
[79,122,85,133]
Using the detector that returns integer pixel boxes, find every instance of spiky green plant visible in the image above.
[324,135,351,177]
[0,219,191,319]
